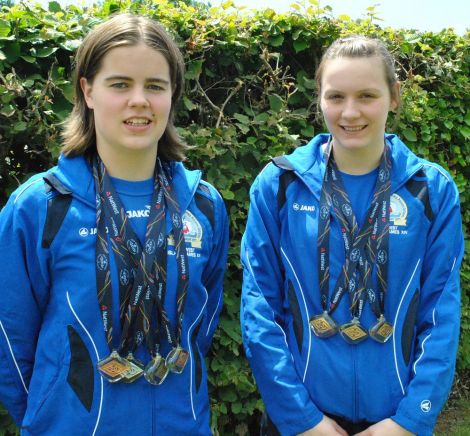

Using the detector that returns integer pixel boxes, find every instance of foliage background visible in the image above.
[0,0,468,434]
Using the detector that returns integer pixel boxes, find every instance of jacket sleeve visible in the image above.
[199,185,229,356]
[240,166,323,436]
[0,181,50,425]
[392,168,464,436]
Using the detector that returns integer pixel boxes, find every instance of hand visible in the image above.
[298,415,348,436]
[353,418,415,436]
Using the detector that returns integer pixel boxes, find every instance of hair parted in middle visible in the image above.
[61,13,187,161]
[315,35,400,104]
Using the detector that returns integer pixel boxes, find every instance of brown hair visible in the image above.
[315,35,400,104]
[61,13,188,161]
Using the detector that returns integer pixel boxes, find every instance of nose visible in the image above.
[128,87,150,107]
[341,98,360,119]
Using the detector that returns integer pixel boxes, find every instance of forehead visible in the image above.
[321,56,388,90]
[98,43,170,78]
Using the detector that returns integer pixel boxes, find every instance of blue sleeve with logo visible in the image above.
[391,166,464,435]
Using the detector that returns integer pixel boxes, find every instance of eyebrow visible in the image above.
[104,75,171,85]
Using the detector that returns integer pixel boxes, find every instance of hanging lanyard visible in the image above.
[93,156,190,383]
[310,140,393,344]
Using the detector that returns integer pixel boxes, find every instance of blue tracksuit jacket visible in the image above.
[241,134,464,436]
[0,154,228,435]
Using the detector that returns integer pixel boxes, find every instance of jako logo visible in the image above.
[420,400,431,413]
[79,227,97,237]
[293,203,315,212]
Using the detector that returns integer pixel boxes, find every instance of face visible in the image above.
[320,56,399,155]
[81,43,173,162]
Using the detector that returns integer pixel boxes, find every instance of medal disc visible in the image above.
[309,312,338,338]
[122,354,144,383]
[144,354,169,385]
[369,316,393,343]
[97,350,130,383]
[165,346,189,374]
[339,319,368,344]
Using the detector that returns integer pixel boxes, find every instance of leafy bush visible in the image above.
[0,0,468,434]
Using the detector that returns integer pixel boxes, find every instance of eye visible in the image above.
[147,83,165,91]
[326,93,343,101]
[110,82,128,89]
[360,93,376,99]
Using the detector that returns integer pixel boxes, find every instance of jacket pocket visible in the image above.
[402,289,419,366]
[287,280,303,353]
[191,320,203,393]
[67,325,94,411]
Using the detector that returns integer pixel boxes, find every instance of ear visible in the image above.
[80,77,94,109]
[390,81,401,112]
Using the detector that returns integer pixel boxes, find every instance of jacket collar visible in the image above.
[51,154,201,213]
[281,133,423,193]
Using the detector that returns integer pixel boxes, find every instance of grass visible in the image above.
[435,370,470,436]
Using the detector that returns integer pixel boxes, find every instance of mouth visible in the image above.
[341,125,366,132]
[124,118,152,126]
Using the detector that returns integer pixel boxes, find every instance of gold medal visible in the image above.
[97,350,130,383]
[369,315,393,343]
[144,354,169,385]
[165,345,189,374]
[309,311,338,338]
[339,318,368,344]
[122,353,144,383]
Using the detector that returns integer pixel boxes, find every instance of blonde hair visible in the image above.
[61,13,188,161]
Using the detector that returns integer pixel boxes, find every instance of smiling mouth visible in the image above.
[341,125,366,132]
[125,118,151,126]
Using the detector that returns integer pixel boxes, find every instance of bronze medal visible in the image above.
[165,345,189,374]
[122,354,144,383]
[309,311,338,338]
[144,354,169,385]
[97,350,131,383]
[339,318,368,344]
[369,315,393,343]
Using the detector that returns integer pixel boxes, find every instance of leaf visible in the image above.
[0,19,11,38]
[60,39,82,52]
[48,1,62,12]
[220,190,235,200]
[293,39,309,53]
[183,96,197,111]
[36,47,59,58]
[268,94,283,113]
[402,128,417,142]
[233,113,249,124]
[269,34,284,47]
[185,59,203,80]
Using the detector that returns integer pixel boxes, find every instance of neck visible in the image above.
[331,141,384,175]
[97,146,157,181]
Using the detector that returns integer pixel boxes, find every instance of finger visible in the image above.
[333,423,349,436]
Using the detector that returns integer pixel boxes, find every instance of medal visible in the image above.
[165,345,189,374]
[309,311,338,338]
[339,318,368,344]
[122,353,144,383]
[97,350,131,383]
[369,315,393,343]
[144,354,169,385]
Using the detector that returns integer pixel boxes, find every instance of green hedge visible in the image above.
[0,1,468,434]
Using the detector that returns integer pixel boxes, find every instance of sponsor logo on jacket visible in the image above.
[292,202,316,212]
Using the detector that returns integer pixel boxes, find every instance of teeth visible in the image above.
[343,126,364,132]
[126,118,150,126]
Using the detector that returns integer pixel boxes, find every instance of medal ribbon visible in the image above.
[93,156,189,357]
[317,140,391,320]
